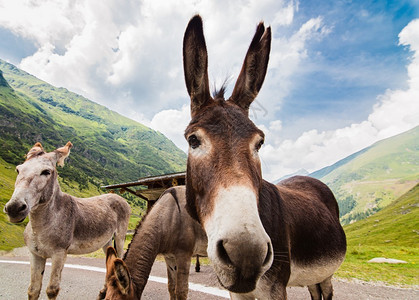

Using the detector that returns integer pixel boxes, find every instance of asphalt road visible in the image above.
[0,254,417,299]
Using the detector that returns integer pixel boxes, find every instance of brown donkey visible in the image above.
[99,186,207,300]
[4,142,131,300]
[182,15,346,299]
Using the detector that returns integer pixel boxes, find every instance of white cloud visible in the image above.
[0,0,85,47]
[149,104,190,152]
[260,19,419,181]
[1,0,305,121]
[0,0,326,136]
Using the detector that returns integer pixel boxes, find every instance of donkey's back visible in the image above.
[66,193,131,255]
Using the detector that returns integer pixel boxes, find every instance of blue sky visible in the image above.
[275,0,417,138]
[0,0,418,180]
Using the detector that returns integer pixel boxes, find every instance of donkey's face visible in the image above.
[4,142,72,223]
[183,15,273,293]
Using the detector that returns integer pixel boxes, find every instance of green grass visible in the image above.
[0,158,26,251]
[337,184,419,286]
[336,245,418,286]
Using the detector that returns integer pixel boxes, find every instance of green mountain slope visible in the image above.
[336,184,418,285]
[310,147,370,179]
[311,126,419,224]
[345,183,418,247]
[0,59,186,186]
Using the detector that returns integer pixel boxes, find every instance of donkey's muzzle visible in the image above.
[4,201,28,223]
[205,185,274,293]
[215,238,273,293]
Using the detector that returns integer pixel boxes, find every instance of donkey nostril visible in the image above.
[216,240,233,266]
[263,243,273,267]
[19,203,27,212]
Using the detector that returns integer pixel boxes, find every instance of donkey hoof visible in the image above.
[46,286,60,299]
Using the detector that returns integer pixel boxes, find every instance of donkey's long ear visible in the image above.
[183,15,212,117]
[26,142,45,161]
[114,259,132,295]
[106,246,118,268]
[54,141,72,167]
[229,22,271,114]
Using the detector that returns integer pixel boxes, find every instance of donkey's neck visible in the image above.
[123,215,162,297]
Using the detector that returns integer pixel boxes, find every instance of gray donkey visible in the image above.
[4,142,131,300]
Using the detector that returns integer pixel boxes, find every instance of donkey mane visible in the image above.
[25,150,45,161]
[212,84,227,100]
[123,187,181,260]
[123,212,148,260]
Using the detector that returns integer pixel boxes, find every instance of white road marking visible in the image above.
[0,259,229,298]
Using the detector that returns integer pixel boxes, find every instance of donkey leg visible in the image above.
[102,238,113,255]
[164,256,177,300]
[195,255,200,272]
[46,251,67,300]
[114,231,126,258]
[28,253,46,300]
[175,254,192,300]
[98,239,114,299]
[308,284,322,300]
[319,276,334,300]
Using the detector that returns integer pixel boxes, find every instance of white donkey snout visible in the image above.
[204,186,273,293]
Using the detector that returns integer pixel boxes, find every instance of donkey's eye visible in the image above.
[188,135,201,149]
[16,168,19,174]
[41,170,51,176]
[256,139,264,151]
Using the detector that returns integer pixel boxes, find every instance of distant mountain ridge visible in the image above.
[273,168,309,184]
[310,147,370,179]
[0,59,187,188]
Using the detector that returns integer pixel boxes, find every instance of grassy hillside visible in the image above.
[345,184,418,247]
[0,158,26,251]
[312,126,419,224]
[337,184,418,285]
